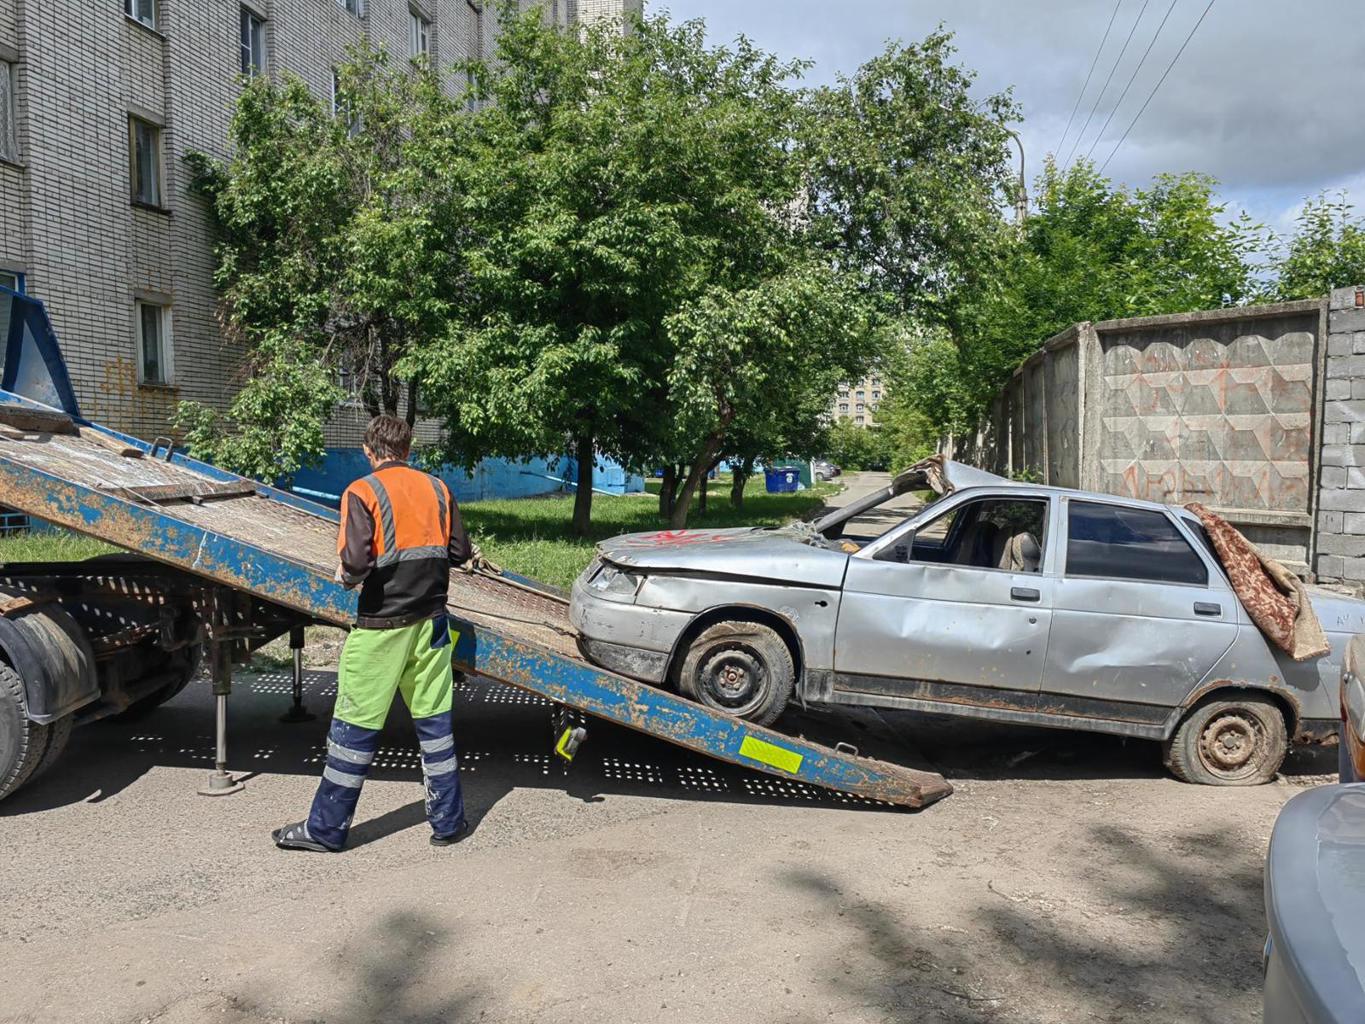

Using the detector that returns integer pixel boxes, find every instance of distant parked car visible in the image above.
[813,460,841,481]
[1263,782,1365,1022]
[571,459,1360,785]
[1340,635,1365,782]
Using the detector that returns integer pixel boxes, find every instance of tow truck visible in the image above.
[0,287,950,810]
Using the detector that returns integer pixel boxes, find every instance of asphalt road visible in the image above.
[0,474,1337,1024]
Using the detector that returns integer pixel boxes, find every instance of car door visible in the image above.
[832,491,1056,698]
[1042,496,1238,707]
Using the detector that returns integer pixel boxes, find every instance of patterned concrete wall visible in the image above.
[1089,310,1318,516]
[967,301,1325,571]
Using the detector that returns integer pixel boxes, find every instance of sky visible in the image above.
[655,0,1365,235]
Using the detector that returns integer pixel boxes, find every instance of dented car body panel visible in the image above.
[571,463,1363,742]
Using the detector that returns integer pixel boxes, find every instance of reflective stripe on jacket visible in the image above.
[338,461,471,626]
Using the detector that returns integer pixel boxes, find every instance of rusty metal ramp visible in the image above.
[0,288,950,809]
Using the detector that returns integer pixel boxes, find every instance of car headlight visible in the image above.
[587,563,643,597]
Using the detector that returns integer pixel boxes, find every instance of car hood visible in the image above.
[597,527,851,588]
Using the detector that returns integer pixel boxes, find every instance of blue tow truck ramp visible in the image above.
[0,287,950,809]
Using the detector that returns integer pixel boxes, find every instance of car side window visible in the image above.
[888,497,1047,573]
[1065,501,1207,586]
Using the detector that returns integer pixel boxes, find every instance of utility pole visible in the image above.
[1003,127,1027,226]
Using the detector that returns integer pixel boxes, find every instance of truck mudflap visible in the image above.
[0,287,952,810]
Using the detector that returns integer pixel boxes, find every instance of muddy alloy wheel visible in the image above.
[677,621,795,727]
[1164,694,1288,786]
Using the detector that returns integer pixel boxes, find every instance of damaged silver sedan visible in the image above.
[570,460,1365,785]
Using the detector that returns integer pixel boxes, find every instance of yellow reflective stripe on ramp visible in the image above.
[739,735,803,774]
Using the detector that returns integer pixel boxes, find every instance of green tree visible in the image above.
[180,53,468,480]
[801,32,1020,329]
[413,6,867,532]
[1273,192,1365,300]
[915,160,1266,436]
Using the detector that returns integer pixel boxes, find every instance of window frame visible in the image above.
[240,7,266,77]
[0,59,17,165]
[125,0,158,31]
[858,488,1054,571]
[337,0,364,17]
[0,269,24,294]
[134,299,173,386]
[900,494,1050,575]
[128,115,164,208]
[1062,497,1212,588]
[409,8,432,61]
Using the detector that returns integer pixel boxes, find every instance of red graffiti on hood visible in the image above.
[621,530,739,548]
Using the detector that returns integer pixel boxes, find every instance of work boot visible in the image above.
[430,820,471,847]
[273,820,340,853]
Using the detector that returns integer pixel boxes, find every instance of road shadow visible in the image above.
[878,708,1338,784]
[782,821,1270,1023]
[1,670,932,821]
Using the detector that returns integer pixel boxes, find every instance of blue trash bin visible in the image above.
[765,467,800,493]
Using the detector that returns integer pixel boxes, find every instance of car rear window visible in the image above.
[1065,500,1208,586]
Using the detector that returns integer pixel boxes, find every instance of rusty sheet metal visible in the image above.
[0,405,951,808]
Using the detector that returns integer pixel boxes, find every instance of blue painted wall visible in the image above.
[288,448,644,507]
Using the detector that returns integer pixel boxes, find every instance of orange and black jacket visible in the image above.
[337,461,471,627]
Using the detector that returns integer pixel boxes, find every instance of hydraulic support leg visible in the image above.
[279,626,316,723]
[198,641,246,796]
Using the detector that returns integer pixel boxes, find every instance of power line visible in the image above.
[1064,0,1152,168]
[1084,0,1182,164]
[1056,0,1123,157]
[1100,0,1217,174]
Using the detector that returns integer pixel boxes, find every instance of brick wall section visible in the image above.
[1313,285,1365,586]
[2,0,625,448]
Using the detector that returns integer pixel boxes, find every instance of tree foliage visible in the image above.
[1272,192,1365,301]
[180,55,468,479]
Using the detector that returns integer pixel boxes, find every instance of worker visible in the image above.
[273,414,472,852]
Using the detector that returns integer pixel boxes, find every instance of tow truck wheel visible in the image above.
[0,660,55,800]
[1163,694,1288,786]
[677,620,794,727]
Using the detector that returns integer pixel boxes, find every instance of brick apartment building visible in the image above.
[0,0,638,448]
[831,375,884,428]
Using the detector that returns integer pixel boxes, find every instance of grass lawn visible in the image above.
[0,476,838,590]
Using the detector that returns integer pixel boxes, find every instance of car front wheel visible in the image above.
[677,620,794,727]
[1163,694,1288,785]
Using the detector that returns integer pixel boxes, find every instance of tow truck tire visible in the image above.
[28,712,73,786]
[1164,694,1288,786]
[0,660,51,801]
[678,620,794,727]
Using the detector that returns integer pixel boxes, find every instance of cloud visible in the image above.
[659,0,1365,228]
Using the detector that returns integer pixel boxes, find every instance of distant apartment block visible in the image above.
[0,0,631,446]
[832,375,884,428]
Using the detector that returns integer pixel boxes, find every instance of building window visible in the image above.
[0,270,23,293]
[410,9,431,60]
[129,116,162,207]
[337,0,363,16]
[125,0,157,30]
[240,8,266,76]
[871,390,880,400]
[855,416,865,425]
[838,403,848,413]
[856,390,864,399]
[135,301,173,385]
[0,61,16,164]
[856,403,864,412]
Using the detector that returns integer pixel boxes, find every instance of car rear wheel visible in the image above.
[677,621,794,727]
[1163,694,1288,786]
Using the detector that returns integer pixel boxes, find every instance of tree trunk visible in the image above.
[658,464,676,518]
[572,435,594,538]
[698,468,709,516]
[670,436,724,529]
[730,456,753,509]
[405,378,419,428]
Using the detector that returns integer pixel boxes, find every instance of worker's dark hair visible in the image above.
[364,415,412,462]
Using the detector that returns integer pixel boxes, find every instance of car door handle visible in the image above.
[1194,602,1222,617]
[1011,587,1040,602]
